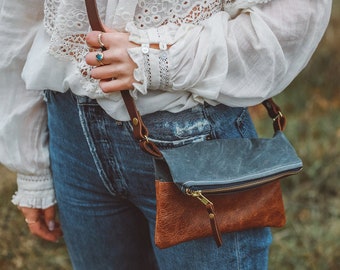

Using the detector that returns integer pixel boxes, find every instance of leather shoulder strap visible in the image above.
[85,0,105,32]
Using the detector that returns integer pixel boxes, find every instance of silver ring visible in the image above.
[97,33,105,48]
[25,218,39,225]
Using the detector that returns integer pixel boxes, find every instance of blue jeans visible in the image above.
[45,90,272,270]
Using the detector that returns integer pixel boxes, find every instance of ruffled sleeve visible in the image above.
[12,173,56,209]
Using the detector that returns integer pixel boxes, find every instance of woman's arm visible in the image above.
[125,0,332,106]
[0,0,61,242]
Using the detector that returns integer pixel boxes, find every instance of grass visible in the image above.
[1,2,339,269]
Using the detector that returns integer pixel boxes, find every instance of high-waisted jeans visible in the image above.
[45,90,272,270]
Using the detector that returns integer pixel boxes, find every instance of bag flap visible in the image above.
[155,131,303,192]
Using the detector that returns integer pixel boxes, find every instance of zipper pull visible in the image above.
[186,189,223,247]
[187,189,213,206]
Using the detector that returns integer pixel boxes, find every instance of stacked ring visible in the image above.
[97,33,105,48]
[25,218,39,225]
[96,52,104,65]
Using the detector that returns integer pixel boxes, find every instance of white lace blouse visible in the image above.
[0,0,332,208]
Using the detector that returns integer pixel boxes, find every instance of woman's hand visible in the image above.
[18,205,63,242]
[85,27,139,93]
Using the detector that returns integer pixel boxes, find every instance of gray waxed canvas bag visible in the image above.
[153,106,303,248]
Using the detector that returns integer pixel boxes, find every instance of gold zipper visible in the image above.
[186,168,302,201]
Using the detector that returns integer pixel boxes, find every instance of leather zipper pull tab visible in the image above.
[206,203,222,247]
[187,190,223,247]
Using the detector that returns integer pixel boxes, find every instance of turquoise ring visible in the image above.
[95,52,104,65]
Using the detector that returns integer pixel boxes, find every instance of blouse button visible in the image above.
[159,42,167,51]
[141,44,150,54]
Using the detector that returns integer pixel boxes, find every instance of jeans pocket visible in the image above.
[235,108,257,138]
[44,89,79,106]
[135,106,212,150]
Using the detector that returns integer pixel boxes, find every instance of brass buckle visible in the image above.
[143,135,149,143]
[272,111,283,122]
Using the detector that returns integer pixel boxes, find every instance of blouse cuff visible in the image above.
[126,22,177,95]
[128,46,171,96]
[12,172,56,209]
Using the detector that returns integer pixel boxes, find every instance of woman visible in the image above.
[0,0,332,269]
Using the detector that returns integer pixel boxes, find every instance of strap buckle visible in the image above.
[272,111,283,122]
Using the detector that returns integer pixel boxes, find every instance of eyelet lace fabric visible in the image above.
[134,0,222,28]
[44,0,272,95]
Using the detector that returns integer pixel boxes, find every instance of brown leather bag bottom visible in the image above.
[155,180,286,249]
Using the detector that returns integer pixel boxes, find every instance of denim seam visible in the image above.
[236,108,248,138]
[76,100,117,196]
[201,104,216,139]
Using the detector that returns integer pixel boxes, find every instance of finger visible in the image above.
[90,65,118,80]
[86,27,118,49]
[27,221,63,242]
[86,48,122,67]
[19,206,63,242]
[85,51,109,67]
[43,206,57,231]
[19,207,41,222]
[86,31,104,49]
[86,31,115,49]
[99,78,134,93]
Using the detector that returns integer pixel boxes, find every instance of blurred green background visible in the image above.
[1,2,339,269]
